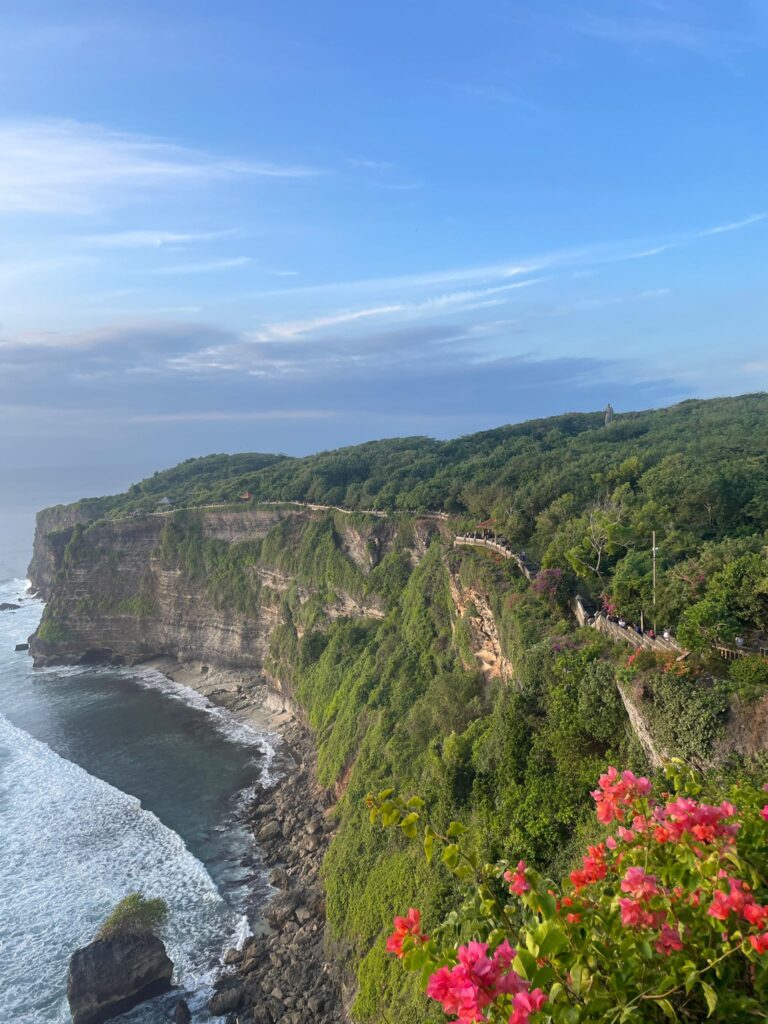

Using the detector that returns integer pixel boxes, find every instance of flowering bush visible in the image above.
[367,762,768,1022]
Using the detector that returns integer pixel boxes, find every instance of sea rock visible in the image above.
[0,602,20,611]
[173,998,192,1024]
[15,642,29,651]
[207,982,244,1015]
[67,933,174,1024]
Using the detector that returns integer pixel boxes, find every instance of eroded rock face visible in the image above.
[67,933,173,1024]
[27,506,443,671]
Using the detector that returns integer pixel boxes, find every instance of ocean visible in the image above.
[0,578,276,1023]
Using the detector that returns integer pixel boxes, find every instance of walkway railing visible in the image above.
[454,534,537,581]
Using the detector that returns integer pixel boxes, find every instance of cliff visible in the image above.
[28,504,92,599]
[28,505,443,672]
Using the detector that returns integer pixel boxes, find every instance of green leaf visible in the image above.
[700,982,717,1017]
[548,982,564,1004]
[513,949,538,979]
[538,925,569,957]
[684,970,699,995]
[442,844,460,869]
[657,999,677,1021]
[424,832,435,865]
[539,892,557,919]
[406,795,425,810]
[447,821,467,838]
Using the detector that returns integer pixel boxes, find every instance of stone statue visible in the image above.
[604,403,614,426]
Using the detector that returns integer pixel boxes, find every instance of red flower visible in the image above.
[504,860,530,896]
[655,924,683,955]
[749,932,768,954]
[386,908,428,958]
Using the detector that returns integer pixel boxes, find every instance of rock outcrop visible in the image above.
[0,602,20,611]
[67,933,173,1024]
[28,505,443,671]
[449,570,513,683]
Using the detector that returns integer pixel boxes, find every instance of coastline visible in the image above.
[144,658,346,1024]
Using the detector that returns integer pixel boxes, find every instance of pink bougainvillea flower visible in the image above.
[655,924,683,955]
[509,988,547,1024]
[620,866,660,901]
[749,932,768,954]
[504,860,530,896]
[386,907,428,958]
[760,805,768,822]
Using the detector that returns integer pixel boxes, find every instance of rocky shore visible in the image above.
[207,714,345,1024]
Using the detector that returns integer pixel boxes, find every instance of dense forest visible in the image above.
[66,393,768,645]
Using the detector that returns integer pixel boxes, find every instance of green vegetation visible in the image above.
[36,617,73,643]
[264,541,643,1021]
[36,393,768,1020]
[57,393,768,635]
[97,893,168,939]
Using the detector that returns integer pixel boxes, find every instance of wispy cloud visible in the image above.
[254,279,545,340]
[152,257,252,275]
[251,212,766,303]
[0,119,320,214]
[571,5,758,60]
[80,228,238,249]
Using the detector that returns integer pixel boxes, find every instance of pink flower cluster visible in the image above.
[591,767,652,824]
[569,843,607,892]
[426,941,545,1024]
[504,860,530,896]
[652,797,740,846]
[708,874,768,932]
[386,907,428,958]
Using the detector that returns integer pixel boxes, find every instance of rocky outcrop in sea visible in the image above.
[67,932,173,1024]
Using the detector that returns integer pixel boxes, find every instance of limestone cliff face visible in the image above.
[28,504,92,599]
[28,506,440,671]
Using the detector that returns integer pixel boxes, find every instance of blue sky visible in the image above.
[1,0,767,480]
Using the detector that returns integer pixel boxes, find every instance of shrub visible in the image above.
[371,761,768,1023]
[729,655,768,702]
[97,893,168,939]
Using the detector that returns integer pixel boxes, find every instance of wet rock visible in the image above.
[0,602,20,611]
[208,983,244,1015]
[174,998,192,1024]
[258,821,281,842]
[67,933,173,1024]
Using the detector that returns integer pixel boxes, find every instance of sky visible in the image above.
[1,0,768,504]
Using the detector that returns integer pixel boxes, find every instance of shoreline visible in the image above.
[144,658,346,1024]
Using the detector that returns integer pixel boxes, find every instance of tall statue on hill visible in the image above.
[604,403,614,426]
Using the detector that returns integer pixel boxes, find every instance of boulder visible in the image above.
[0,602,20,611]
[15,643,29,652]
[174,998,192,1024]
[67,933,174,1024]
[208,983,244,1015]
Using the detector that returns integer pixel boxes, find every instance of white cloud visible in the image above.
[0,119,319,214]
[254,278,545,340]
[152,257,252,275]
[81,228,237,248]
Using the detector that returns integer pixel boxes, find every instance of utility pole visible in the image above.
[652,530,658,634]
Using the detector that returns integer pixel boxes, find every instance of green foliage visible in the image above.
[678,553,768,651]
[370,764,768,1023]
[729,655,768,702]
[625,663,730,763]
[97,892,168,939]
[36,617,73,642]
